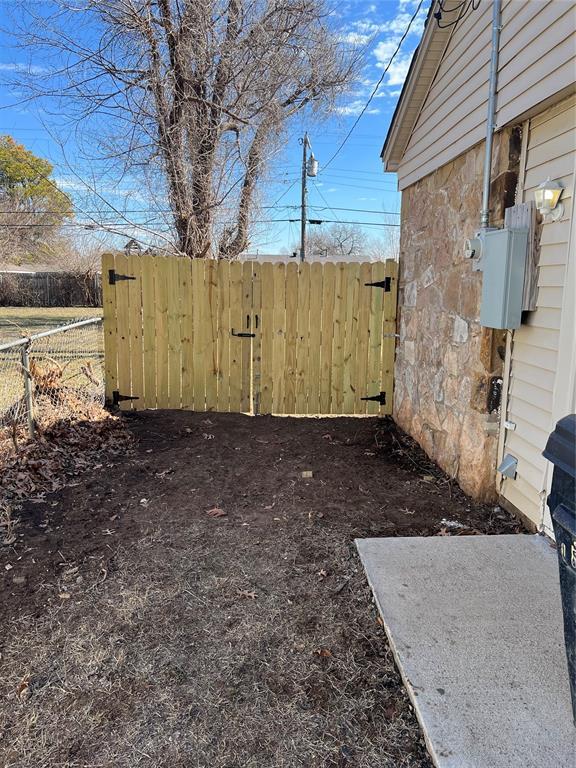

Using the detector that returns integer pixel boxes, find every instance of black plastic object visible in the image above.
[543,414,576,724]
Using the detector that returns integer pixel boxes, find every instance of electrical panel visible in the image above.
[472,228,529,330]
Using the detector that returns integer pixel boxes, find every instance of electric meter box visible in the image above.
[479,227,528,330]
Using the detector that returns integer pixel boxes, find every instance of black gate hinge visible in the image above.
[365,276,392,292]
[112,390,139,405]
[361,391,387,406]
[109,269,136,285]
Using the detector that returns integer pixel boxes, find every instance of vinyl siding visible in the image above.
[500,94,575,528]
[397,0,576,190]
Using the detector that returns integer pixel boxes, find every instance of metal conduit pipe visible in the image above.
[480,0,502,229]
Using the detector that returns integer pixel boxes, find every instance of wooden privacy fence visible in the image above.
[102,253,398,416]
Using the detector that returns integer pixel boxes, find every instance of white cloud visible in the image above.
[373,40,415,86]
[335,99,380,116]
[0,62,47,75]
[339,31,372,45]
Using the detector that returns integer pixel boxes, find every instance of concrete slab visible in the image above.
[356,534,576,768]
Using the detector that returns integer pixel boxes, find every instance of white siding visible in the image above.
[397,0,576,190]
[500,94,576,528]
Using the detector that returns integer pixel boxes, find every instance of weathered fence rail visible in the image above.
[103,254,398,417]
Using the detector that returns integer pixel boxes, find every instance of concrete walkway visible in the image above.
[357,534,576,768]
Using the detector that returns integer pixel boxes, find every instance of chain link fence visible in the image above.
[0,318,104,452]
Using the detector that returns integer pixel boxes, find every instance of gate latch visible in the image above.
[231,329,255,338]
[361,391,387,406]
[365,277,392,291]
[109,269,136,285]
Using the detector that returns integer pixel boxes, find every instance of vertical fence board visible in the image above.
[272,263,286,413]
[126,253,143,409]
[141,255,157,409]
[205,260,219,411]
[307,262,323,414]
[259,262,274,415]
[284,262,298,414]
[216,260,231,412]
[167,255,182,409]
[228,261,243,413]
[381,260,398,416]
[179,257,194,410]
[342,263,360,414]
[191,259,207,411]
[354,262,372,414]
[240,261,253,413]
[366,261,385,415]
[114,255,133,411]
[102,253,118,403]
[330,263,347,414]
[319,263,335,414]
[251,262,262,415]
[154,257,169,408]
[295,263,311,414]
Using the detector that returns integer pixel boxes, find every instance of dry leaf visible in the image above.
[58,592,71,599]
[206,507,226,518]
[313,647,332,658]
[16,678,30,701]
[301,470,314,478]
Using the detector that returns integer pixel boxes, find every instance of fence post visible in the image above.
[21,343,35,438]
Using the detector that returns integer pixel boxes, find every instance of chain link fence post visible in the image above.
[20,343,35,439]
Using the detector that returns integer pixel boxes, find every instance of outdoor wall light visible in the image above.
[534,177,564,221]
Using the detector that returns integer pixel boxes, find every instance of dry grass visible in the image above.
[2,410,519,767]
[0,308,101,342]
[0,517,430,768]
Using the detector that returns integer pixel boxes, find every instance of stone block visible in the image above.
[470,372,490,412]
[444,345,459,376]
[444,269,461,312]
[404,340,416,365]
[404,280,417,307]
[460,276,481,320]
[457,412,498,501]
[452,315,469,343]
[421,264,435,288]
[443,375,460,407]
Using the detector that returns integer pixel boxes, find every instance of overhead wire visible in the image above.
[319,0,426,174]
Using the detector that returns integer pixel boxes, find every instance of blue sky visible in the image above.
[0,0,429,254]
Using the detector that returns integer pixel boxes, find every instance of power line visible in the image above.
[0,205,400,216]
[320,0,426,173]
[0,218,400,229]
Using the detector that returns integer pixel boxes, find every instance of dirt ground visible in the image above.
[0,411,524,768]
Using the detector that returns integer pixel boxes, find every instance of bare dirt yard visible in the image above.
[0,411,523,768]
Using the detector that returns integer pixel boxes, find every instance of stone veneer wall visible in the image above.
[393,129,520,501]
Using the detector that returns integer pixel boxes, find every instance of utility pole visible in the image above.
[299,133,319,262]
[299,132,309,263]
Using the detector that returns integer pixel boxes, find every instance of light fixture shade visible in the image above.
[534,177,564,213]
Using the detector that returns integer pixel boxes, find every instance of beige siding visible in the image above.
[500,94,575,529]
[398,0,576,190]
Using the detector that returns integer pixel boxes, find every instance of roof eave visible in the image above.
[381,6,453,172]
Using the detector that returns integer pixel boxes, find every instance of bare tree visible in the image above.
[306,223,368,258]
[14,0,357,258]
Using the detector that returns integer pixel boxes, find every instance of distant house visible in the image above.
[382,0,575,532]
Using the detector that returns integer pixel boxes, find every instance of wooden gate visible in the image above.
[102,254,398,416]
